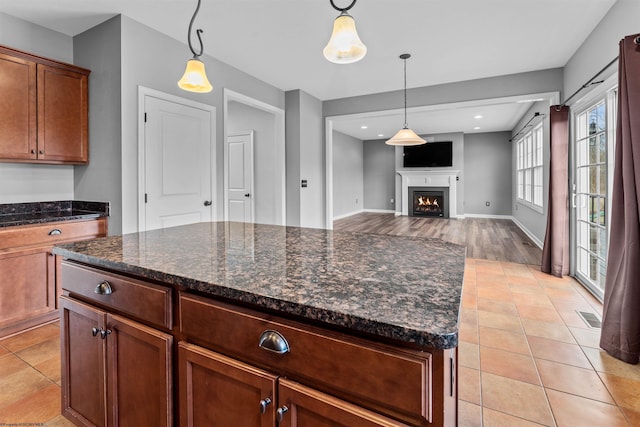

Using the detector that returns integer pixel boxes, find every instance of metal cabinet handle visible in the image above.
[48,229,62,236]
[259,397,272,414]
[276,406,289,422]
[100,329,112,340]
[244,193,250,197]
[94,281,113,295]
[204,200,212,206]
[39,150,44,155]
[258,330,290,354]
[91,327,100,337]
[31,149,36,155]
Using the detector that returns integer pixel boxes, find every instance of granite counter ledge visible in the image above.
[0,200,110,227]
[53,221,465,350]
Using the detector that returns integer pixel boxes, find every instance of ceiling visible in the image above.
[0,0,616,139]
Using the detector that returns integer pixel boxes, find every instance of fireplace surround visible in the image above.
[397,170,459,218]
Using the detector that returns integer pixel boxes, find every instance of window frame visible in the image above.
[515,122,544,212]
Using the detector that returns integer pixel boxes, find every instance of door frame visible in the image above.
[223,88,286,225]
[137,86,217,232]
[568,73,618,301]
[224,131,255,223]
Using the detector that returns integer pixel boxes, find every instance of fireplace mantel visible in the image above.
[397,170,460,217]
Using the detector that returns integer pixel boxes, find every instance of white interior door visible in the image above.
[143,95,214,231]
[225,132,254,223]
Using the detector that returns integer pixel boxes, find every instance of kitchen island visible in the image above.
[53,221,465,426]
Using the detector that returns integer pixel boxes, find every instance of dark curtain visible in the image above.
[541,106,570,277]
[600,34,640,365]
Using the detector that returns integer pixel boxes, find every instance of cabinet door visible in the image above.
[277,379,407,427]
[60,296,108,427]
[37,63,88,163]
[0,248,55,333]
[0,52,37,160]
[106,314,173,427]
[178,342,277,427]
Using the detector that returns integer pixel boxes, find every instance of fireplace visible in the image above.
[409,187,449,218]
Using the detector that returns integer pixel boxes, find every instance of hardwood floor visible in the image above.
[334,213,542,265]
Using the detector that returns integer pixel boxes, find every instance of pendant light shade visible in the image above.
[386,53,426,146]
[386,127,426,146]
[323,0,367,64]
[178,58,213,93]
[178,0,213,93]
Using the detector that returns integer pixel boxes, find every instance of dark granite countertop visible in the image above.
[0,201,110,228]
[53,221,465,349]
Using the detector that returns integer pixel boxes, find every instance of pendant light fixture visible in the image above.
[323,0,367,64]
[386,54,426,146]
[177,0,213,93]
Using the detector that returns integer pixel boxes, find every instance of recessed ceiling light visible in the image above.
[473,126,481,130]
[474,115,483,119]
[361,125,368,129]
[378,133,384,137]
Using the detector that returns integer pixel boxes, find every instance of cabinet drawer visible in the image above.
[179,293,431,425]
[0,218,107,251]
[61,261,172,330]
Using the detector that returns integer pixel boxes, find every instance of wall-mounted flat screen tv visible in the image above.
[403,141,453,168]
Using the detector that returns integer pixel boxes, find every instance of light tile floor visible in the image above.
[1,258,639,426]
[459,259,640,426]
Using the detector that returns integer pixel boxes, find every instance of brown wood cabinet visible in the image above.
[178,342,406,427]
[0,218,107,338]
[59,260,457,427]
[0,44,89,164]
[60,296,173,427]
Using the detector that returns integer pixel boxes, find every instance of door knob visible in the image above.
[204,200,212,206]
[244,193,250,198]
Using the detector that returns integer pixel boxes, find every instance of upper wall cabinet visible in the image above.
[0,45,90,165]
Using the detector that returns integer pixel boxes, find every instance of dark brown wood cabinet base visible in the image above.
[60,261,457,427]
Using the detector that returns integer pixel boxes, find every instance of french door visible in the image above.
[572,85,617,301]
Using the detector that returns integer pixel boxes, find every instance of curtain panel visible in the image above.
[541,106,570,278]
[600,34,640,365]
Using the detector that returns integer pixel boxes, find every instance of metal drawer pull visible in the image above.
[276,406,288,422]
[259,397,271,414]
[94,281,113,295]
[91,327,100,337]
[258,330,290,354]
[48,229,62,236]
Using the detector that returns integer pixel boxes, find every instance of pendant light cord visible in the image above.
[403,56,408,128]
[187,0,204,58]
[329,0,357,12]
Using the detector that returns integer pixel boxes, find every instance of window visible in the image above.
[516,123,543,209]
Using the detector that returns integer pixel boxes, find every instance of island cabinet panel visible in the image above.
[0,218,107,338]
[277,379,407,427]
[0,44,89,164]
[178,342,277,427]
[61,261,172,330]
[60,296,173,427]
[179,293,432,426]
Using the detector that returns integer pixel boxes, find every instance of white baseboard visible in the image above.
[511,216,544,249]
[363,209,396,214]
[464,213,514,220]
[332,209,365,221]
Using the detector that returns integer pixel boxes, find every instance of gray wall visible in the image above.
[332,131,363,218]
[118,16,285,233]
[285,89,325,228]
[227,101,279,225]
[324,68,563,118]
[285,90,301,226]
[464,132,512,216]
[564,0,639,99]
[510,100,551,244]
[0,13,75,204]
[73,16,123,235]
[363,140,395,211]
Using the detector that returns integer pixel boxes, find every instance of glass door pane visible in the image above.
[573,95,615,301]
